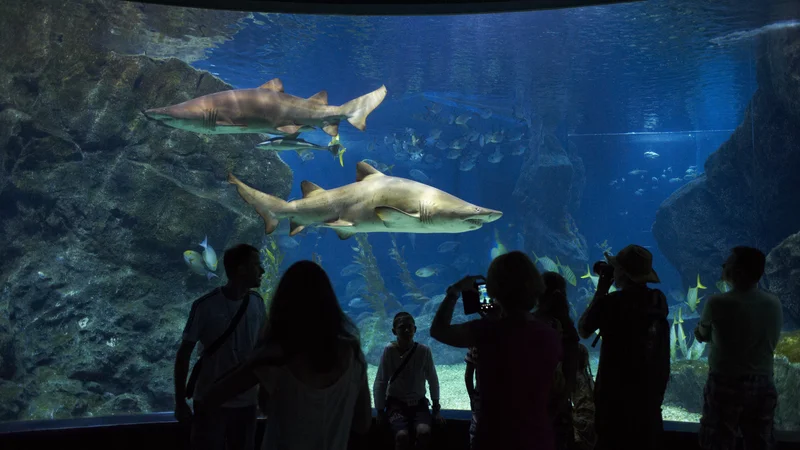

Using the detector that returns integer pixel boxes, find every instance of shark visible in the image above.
[143,78,387,137]
[256,135,347,166]
[227,161,503,239]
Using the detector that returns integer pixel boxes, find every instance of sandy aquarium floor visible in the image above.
[366,363,701,423]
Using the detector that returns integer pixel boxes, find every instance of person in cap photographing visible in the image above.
[577,244,671,450]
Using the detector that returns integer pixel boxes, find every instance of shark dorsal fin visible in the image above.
[307,91,328,105]
[356,161,385,182]
[301,180,325,198]
[258,78,284,92]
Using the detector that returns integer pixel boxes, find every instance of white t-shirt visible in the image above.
[256,346,367,450]
[182,288,267,407]
[372,342,440,411]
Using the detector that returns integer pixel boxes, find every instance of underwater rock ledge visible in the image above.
[0,2,292,420]
[653,25,800,318]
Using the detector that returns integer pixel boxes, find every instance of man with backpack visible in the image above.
[578,244,671,450]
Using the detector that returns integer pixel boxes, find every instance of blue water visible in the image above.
[186,1,800,315]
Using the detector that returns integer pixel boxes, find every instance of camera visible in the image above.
[463,281,494,315]
[593,260,615,279]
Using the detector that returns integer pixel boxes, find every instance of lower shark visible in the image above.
[143,78,387,137]
[227,161,503,239]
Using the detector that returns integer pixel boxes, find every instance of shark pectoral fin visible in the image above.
[322,122,340,137]
[355,161,385,182]
[300,180,325,198]
[334,229,356,240]
[259,78,284,92]
[277,125,302,135]
[307,91,328,105]
[289,220,305,236]
[374,206,420,228]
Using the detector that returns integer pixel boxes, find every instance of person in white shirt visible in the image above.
[174,243,267,450]
[374,312,444,450]
[194,260,372,450]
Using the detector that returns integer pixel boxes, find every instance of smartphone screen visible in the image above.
[477,283,491,305]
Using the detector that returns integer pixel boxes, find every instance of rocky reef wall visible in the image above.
[0,0,292,420]
[512,119,589,270]
[652,26,800,324]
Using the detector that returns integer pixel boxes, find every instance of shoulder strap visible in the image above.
[185,293,251,399]
[389,342,419,384]
[204,294,251,357]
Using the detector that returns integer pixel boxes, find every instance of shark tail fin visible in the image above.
[339,85,387,131]
[227,172,288,234]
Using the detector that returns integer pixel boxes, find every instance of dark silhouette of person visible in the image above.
[430,250,563,450]
[174,243,267,450]
[374,312,444,450]
[578,244,670,450]
[536,271,581,450]
[694,246,783,450]
[194,260,372,450]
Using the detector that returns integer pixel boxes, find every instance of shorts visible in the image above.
[387,397,432,436]
[698,374,778,450]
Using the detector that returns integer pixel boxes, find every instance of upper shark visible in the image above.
[143,78,387,137]
[227,161,503,239]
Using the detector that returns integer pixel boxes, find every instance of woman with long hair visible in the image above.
[196,260,371,450]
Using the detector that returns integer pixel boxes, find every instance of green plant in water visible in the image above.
[353,233,401,318]
[388,234,429,305]
[257,235,284,308]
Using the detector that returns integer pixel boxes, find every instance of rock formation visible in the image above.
[653,26,800,322]
[0,0,291,420]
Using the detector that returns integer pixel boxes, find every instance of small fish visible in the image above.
[716,279,731,293]
[278,236,299,250]
[488,149,504,163]
[459,159,475,171]
[184,250,218,280]
[532,251,559,273]
[635,189,644,196]
[340,264,361,277]
[629,169,647,176]
[479,109,493,119]
[669,178,683,183]
[688,338,706,360]
[644,151,660,159]
[446,149,461,160]
[685,274,707,313]
[199,236,218,271]
[455,114,472,125]
[415,265,442,278]
[348,297,369,309]
[437,241,460,253]
[556,257,577,286]
[670,323,677,361]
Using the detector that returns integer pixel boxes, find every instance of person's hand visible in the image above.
[433,412,446,426]
[447,275,485,296]
[694,326,706,343]
[175,399,193,423]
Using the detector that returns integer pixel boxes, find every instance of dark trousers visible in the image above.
[190,405,257,450]
[595,403,664,450]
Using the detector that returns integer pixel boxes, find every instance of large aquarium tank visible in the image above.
[1,0,799,432]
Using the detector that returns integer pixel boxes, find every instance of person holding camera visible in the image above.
[430,251,563,450]
[577,244,670,450]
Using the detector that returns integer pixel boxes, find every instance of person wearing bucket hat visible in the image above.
[604,244,661,285]
[577,244,671,450]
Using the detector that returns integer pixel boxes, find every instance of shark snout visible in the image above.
[470,209,503,223]
[143,108,171,120]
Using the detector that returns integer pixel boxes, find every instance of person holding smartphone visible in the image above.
[430,250,563,450]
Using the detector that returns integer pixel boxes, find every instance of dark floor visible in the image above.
[0,414,799,450]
